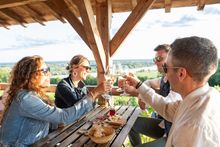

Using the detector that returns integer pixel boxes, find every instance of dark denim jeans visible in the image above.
[128,117,165,146]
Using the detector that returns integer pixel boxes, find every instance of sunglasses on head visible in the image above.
[39,67,50,75]
[153,56,164,62]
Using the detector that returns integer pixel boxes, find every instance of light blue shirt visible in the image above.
[0,89,94,146]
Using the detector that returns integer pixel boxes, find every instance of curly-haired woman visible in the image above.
[0,55,109,146]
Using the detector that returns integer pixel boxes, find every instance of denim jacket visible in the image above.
[0,89,94,147]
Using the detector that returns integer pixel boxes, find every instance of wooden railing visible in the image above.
[0,83,124,106]
[0,83,123,95]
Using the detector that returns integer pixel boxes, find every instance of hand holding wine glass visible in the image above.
[101,66,115,101]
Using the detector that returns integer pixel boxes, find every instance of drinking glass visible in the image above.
[101,66,115,101]
[119,65,130,96]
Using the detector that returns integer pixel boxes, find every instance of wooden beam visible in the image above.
[0,12,11,26]
[197,0,206,10]
[43,1,67,23]
[0,8,27,27]
[130,0,137,9]
[0,0,47,9]
[54,0,90,48]
[110,0,156,57]
[0,19,9,29]
[21,5,45,25]
[96,0,112,67]
[74,0,106,73]
[165,0,171,12]
[63,0,80,16]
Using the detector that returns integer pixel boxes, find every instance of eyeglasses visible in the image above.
[38,67,50,75]
[162,63,181,73]
[81,65,91,71]
[153,56,164,63]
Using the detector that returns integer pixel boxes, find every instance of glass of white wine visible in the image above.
[101,66,115,102]
[119,65,130,96]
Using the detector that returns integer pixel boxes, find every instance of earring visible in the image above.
[73,72,77,76]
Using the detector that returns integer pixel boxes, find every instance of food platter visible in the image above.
[88,124,115,144]
[86,108,127,144]
[105,115,126,128]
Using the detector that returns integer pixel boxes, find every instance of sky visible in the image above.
[0,4,220,63]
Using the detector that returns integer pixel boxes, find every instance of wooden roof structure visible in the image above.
[0,0,220,81]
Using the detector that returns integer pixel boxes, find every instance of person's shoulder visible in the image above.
[16,90,39,103]
[57,77,69,86]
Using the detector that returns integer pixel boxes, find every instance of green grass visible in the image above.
[136,70,160,79]
[0,90,3,96]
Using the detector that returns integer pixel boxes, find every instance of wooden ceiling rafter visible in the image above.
[0,8,27,27]
[63,0,80,16]
[110,0,156,57]
[50,0,90,48]
[130,0,138,8]
[0,18,9,29]
[0,0,219,28]
[0,11,11,26]
[165,0,171,12]
[74,0,106,73]
[96,0,112,67]
[198,0,206,10]
[43,1,66,23]
[0,0,46,9]
[21,5,45,26]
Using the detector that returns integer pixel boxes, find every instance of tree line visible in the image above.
[0,60,220,87]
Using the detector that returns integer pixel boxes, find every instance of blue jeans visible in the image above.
[128,117,165,146]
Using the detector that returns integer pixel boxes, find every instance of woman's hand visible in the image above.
[103,79,113,93]
[90,80,112,99]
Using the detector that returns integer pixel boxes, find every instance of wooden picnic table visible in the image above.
[30,105,140,147]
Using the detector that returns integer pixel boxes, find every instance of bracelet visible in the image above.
[135,81,143,89]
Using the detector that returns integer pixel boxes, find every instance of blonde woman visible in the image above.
[55,55,107,108]
[0,55,109,146]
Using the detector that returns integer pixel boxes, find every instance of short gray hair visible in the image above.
[170,36,218,82]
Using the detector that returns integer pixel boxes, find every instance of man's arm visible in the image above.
[143,77,161,91]
[138,84,181,122]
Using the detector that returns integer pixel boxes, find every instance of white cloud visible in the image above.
[0,4,220,63]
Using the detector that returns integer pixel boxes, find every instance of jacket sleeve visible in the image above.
[55,80,82,107]
[18,93,94,125]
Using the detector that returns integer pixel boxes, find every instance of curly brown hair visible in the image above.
[0,55,52,124]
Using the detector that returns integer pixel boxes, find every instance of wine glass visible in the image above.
[113,63,124,93]
[119,65,130,96]
[101,66,115,104]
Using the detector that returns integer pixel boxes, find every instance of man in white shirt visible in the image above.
[126,44,181,146]
[126,36,220,147]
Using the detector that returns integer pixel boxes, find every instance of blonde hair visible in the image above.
[66,54,90,73]
[0,55,52,124]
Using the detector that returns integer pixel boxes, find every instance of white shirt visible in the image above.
[139,77,182,108]
[138,83,220,147]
